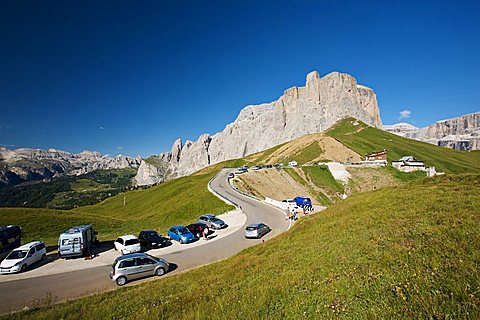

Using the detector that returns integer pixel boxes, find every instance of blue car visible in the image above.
[168,226,196,244]
[294,196,312,207]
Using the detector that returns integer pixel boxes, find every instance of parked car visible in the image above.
[294,196,312,207]
[0,225,22,259]
[0,241,46,274]
[251,166,261,171]
[114,235,141,255]
[58,225,98,258]
[198,214,226,230]
[110,253,169,286]
[244,223,270,239]
[168,226,196,244]
[186,223,209,238]
[288,161,298,167]
[234,168,247,174]
[138,230,166,249]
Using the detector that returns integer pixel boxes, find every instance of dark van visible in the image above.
[0,225,22,259]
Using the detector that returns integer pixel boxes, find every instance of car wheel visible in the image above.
[21,264,27,272]
[155,267,165,276]
[121,250,125,255]
[180,239,185,244]
[196,232,201,238]
[116,276,127,286]
[41,253,46,261]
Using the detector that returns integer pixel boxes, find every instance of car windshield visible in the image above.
[246,226,257,231]
[212,218,221,222]
[6,250,28,259]
[178,228,190,234]
[145,232,158,238]
[125,239,139,246]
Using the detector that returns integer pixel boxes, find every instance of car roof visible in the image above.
[246,223,263,228]
[115,253,149,261]
[119,234,137,240]
[171,226,187,229]
[201,214,215,218]
[62,225,92,234]
[17,241,43,250]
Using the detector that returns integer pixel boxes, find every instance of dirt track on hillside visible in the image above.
[232,169,318,203]
[246,134,361,164]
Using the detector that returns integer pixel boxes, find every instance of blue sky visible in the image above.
[1,0,479,157]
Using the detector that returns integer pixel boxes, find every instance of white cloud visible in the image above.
[399,110,411,120]
[99,126,104,130]
[117,146,123,150]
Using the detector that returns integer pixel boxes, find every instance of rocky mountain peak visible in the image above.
[383,112,480,150]
[0,147,142,188]
[158,71,382,178]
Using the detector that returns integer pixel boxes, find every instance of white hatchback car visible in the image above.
[114,235,141,255]
[0,241,47,274]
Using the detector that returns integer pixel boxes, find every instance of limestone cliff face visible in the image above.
[384,112,480,151]
[423,112,479,139]
[134,160,168,186]
[160,71,382,177]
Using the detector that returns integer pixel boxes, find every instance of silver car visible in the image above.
[244,223,270,239]
[198,214,226,230]
[110,253,169,286]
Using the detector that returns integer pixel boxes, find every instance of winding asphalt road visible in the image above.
[0,169,290,315]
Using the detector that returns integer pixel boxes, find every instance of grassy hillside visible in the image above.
[13,174,480,319]
[327,118,480,174]
[284,168,333,205]
[245,134,361,165]
[0,170,233,246]
[0,208,123,246]
[74,171,233,236]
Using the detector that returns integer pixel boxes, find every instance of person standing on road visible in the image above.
[202,227,209,240]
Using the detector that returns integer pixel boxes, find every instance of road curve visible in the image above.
[0,169,290,315]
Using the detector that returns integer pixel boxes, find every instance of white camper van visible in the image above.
[58,225,97,258]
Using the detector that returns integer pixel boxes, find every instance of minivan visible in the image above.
[110,253,169,286]
[0,241,46,274]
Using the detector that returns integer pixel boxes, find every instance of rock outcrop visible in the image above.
[383,112,480,150]
[0,147,142,188]
[134,159,169,186]
[159,71,382,178]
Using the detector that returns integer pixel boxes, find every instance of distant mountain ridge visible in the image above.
[0,147,142,188]
[384,112,480,150]
[150,71,382,181]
